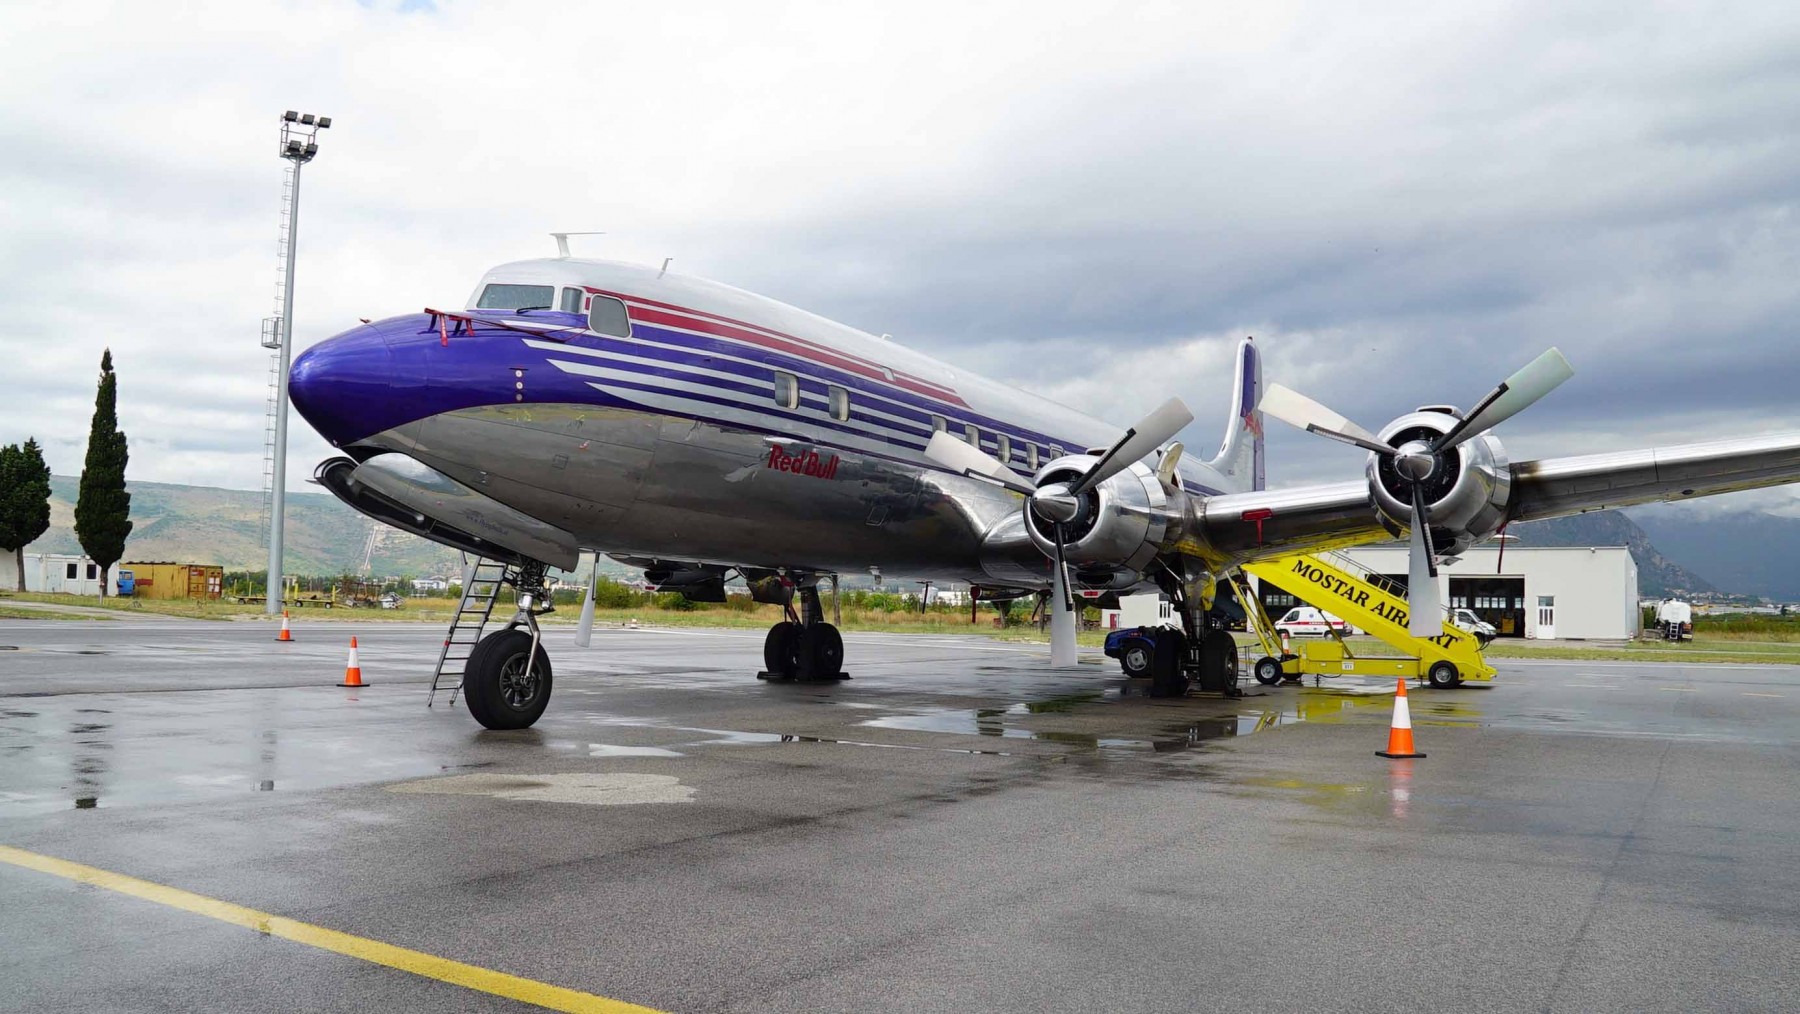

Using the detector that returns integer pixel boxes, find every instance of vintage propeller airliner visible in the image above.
[288,241,1800,729]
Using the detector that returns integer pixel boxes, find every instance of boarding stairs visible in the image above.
[428,556,514,707]
[1237,550,1495,684]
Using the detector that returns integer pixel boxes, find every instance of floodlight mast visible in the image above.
[263,111,329,614]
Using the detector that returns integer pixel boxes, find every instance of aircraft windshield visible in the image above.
[476,283,554,310]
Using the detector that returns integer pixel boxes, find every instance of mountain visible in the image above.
[1508,509,1716,598]
[1627,505,1800,601]
[28,475,466,578]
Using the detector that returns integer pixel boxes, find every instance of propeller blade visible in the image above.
[1434,347,1574,451]
[1259,384,1395,453]
[1407,484,1443,637]
[1052,522,1075,613]
[925,430,1036,494]
[1070,397,1194,496]
[574,555,597,647]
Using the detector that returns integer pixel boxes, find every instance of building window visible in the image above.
[772,372,799,410]
[996,434,1011,462]
[931,415,947,434]
[1026,443,1039,470]
[87,564,98,580]
[66,563,78,580]
[827,386,850,422]
[586,294,632,338]
[964,423,980,447]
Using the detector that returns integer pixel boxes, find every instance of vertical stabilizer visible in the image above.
[1209,337,1265,491]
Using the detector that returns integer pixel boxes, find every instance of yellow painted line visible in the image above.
[0,845,665,1014]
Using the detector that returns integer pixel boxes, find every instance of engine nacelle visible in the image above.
[1367,407,1512,557]
[1022,454,1185,575]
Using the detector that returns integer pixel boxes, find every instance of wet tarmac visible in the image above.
[1,617,1796,1012]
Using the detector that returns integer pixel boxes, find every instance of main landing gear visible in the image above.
[1147,570,1242,700]
[759,582,848,682]
[464,561,556,730]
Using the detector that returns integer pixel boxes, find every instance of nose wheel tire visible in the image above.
[463,629,553,730]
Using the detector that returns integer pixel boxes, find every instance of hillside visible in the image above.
[1511,509,1717,598]
[28,475,466,578]
[1628,504,1800,601]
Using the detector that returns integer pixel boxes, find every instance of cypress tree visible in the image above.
[74,349,132,596]
[0,438,53,591]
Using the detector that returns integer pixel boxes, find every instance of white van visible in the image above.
[1274,607,1351,638]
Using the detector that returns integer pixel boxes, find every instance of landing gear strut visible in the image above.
[464,561,556,730]
[759,582,848,682]
[1150,567,1242,699]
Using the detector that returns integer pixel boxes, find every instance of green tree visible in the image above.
[0,438,53,591]
[74,349,132,596]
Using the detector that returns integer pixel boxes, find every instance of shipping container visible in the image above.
[121,562,224,600]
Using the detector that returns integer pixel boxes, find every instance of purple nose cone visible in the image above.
[288,324,395,447]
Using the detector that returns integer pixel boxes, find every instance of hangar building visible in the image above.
[1252,545,1640,641]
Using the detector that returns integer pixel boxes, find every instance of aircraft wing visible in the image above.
[1197,431,1800,563]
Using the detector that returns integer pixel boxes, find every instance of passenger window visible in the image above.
[996,434,1011,462]
[587,295,632,338]
[827,386,850,422]
[772,372,800,410]
[964,424,980,447]
[1027,443,1039,470]
[931,416,947,434]
[559,288,584,313]
[1049,445,1064,459]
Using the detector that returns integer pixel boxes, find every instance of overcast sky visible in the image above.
[2,0,1797,515]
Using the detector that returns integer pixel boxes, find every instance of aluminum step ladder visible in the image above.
[429,556,514,707]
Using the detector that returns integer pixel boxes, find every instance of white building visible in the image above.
[0,553,122,596]
[1327,545,1640,640]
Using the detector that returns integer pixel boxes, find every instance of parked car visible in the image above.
[1104,625,1168,676]
[1273,607,1351,639]
[1450,608,1497,645]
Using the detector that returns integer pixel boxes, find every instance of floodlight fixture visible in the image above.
[283,110,298,121]
[317,116,332,129]
[300,113,315,125]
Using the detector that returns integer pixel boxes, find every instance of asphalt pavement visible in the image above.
[0,617,1795,1013]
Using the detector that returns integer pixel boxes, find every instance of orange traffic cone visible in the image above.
[338,636,367,687]
[1377,678,1425,758]
[276,610,293,642]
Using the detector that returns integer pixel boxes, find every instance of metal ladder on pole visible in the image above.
[428,556,514,707]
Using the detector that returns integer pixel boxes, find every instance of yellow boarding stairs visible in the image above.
[1232,551,1495,689]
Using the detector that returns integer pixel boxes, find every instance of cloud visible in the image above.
[1,0,1796,517]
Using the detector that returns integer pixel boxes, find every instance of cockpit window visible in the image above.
[587,295,632,338]
[476,283,554,310]
[559,287,584,313]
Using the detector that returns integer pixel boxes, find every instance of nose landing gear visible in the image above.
[464,561,557,730]
[759,581,849,682]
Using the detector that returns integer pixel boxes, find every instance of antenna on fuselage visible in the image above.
[659,257,673,278]
[550,231,605,258]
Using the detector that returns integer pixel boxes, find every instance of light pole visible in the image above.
[264,110,330,614]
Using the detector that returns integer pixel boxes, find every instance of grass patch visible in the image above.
[0,604,111,621]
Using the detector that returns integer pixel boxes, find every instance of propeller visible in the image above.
[925,397,1194,611]
[1261,347,1573,637]
[574,554,598,647]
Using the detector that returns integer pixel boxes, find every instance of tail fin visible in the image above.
[1208,337,1265,492]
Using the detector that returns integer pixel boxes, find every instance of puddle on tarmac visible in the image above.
[390,772,696,805]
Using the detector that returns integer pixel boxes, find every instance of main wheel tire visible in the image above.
[1254,655,1284,685]
[801,623,845,679]
[1427,660,1459,689]
[463,629,553,730]
[1120,639,1153,677]
[764,622,799,677]
[1150,630,1189,698]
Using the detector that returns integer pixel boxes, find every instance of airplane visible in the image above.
[288,240,1800,729]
